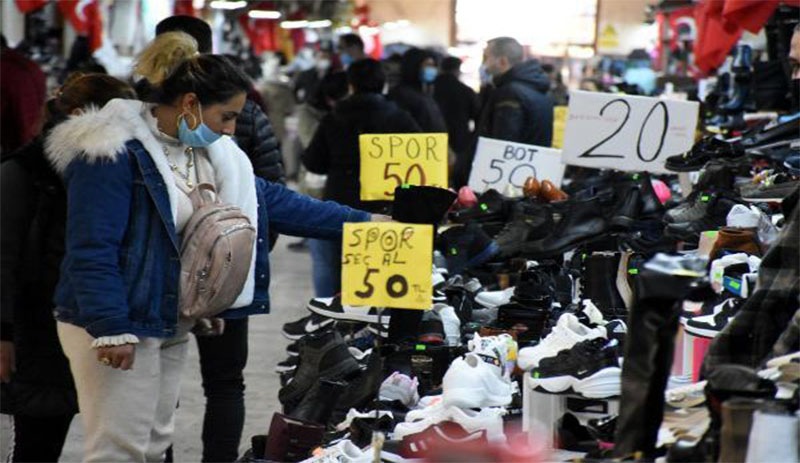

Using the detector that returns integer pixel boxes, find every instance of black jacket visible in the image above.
[0,137,77,416]
[387,48,447,133]
[302,93,421,212]
[477,59,554,146]
[235,98,286,184]
[433,73,480,156]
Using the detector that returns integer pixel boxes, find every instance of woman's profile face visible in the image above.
[181,92,247,136]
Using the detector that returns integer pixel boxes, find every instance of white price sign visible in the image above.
[468,137,566,193]
[562,91,699,173]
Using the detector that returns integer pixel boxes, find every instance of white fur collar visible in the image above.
[45,98,258,308]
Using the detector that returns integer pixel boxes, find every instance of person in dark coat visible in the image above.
[387,48,447,133]
[302,59,421,296]
[150,16,285,462]
[433,56,480,185]
[0,35,46,156]
[1,73,137,462]
[454,37,554,187]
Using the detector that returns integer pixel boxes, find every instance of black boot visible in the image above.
[519,197,608,259]
[581,252,626,320]
[613,269,705,459]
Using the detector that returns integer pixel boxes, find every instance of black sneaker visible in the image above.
[418,317,445,345]
[518,197,609,259]
[307,296,389,324]
[275,356,299,374]
[435,223,500,274]
[448,189,511,223]
[586,415,618,443]
[286,340,300,357]
[684,298,742,338]
[529,338,621,398]
[278,330,362,410]
[665,137,745,172]
[282,313,336,340]
[496,302,549,343]
[664,194,741,242]
[494,202,553,257]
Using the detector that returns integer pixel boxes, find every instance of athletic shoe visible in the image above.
[347,346,372,363]
[431,303,460,346]
[276,356,300,374]
[283,313,336,340]
[517,313,607,370]
[393,405,507,443]
[684,298,743,338]
[467,332,517,378]
[379,372,420,408]
[334,409,395,432]
[287,340,300,357]
[474,287,515,309]
[529,338,622,398]
[300,439,371,462]
[441,353,513,408]
[307,297,389,324]
[643,253,708,277]
[387,422,489,461]
[741,173,800,202]
[435,223,500,274]
[417,315,446,345]
[666,381,708,409]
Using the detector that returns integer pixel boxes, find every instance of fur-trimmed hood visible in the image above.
[45,98,259,309]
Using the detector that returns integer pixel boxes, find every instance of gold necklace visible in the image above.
[163,145,195,189]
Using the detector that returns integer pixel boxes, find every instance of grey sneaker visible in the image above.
[644,253,708,277]
[741,174,800,202]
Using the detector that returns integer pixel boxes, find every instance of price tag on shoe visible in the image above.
[341,222,433,310]
[359,133,448,201]
[561,90,699,173]
[468,137,566,193]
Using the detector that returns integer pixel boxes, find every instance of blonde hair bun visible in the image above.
[134,31,199,85]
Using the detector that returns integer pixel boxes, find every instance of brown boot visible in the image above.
[523,176,541,199]
[709,227,761,260]
[539,180,568,203]
[718,398,762,463]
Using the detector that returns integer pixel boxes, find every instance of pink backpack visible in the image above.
[179,184,256,319]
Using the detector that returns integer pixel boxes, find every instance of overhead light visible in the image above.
[248,10,282,19]
[209,1,247,10]
[307,20,332,28]
[280,20,308,29]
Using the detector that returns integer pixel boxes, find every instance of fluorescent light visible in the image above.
[248,10,282,19]
[280,20,308,29]
[307,20,332,28]
[209,0,246,10]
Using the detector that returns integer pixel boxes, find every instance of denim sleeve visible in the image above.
[258,178,370,240]
[63,153,134,338]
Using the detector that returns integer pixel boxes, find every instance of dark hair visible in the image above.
[441,56,462,74]
[347,58,385,94]
[311,71,349,110]
[399,48,436,88]
[156,15,212,53]
[339,33,364,52]
[487,37,524,66]
[156,54,252,105]
[46,73,136,127]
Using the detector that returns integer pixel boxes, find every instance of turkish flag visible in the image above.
[15,0,48,14]
[58,0,103,51]
[694,0,742,74]
[722,0,780,33]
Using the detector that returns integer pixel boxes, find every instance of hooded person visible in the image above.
[387,48,447,133]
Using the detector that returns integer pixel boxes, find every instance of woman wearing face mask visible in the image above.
[45,32,378,462]
[387,48,447,133]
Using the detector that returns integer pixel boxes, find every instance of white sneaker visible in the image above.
[335,408,395,432]
[580,300,607,326]
[467,332,517,378]
[347,347,372,362]
[393,405,506,443]
[517,313,606,370]
[300,439,370,462]
[474,287,515,309]
[442,353,513,408]
[379,371,419,407]
[432,303,460,346]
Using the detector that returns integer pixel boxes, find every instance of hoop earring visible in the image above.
[177,111,199,131]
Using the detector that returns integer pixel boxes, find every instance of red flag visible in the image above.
[58,0,102,51]
[694,0,742,74]
[722,0,779,33]
[15,0,48,14]
[174,0,197,17]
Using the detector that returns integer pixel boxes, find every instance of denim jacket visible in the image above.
[45,99,370,339]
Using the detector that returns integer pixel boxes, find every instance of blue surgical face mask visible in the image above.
[420,66,438,84]
[340,52,353,67]
[479,65,492,85]
[177,102,222,148]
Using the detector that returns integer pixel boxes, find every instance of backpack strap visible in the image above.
[189,183,219,210]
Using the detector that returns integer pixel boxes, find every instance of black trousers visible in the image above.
[196,317,249,463]
[8,414,73,462]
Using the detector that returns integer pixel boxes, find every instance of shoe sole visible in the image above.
[742,195,787,203]
[274,364,297,373]
[442,385,512,408]
[683,324,720,339]
[281,318,336,340]
[530,366,621,398]
[306,302,387,324]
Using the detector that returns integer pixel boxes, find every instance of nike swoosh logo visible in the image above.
[305,318,331,332]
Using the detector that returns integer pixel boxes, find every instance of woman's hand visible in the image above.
[96,344,136,370]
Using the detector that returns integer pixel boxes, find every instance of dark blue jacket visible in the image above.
[46,99,370,339]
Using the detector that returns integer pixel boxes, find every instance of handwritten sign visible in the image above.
[359,133,448,201]
[562,90,699,173]
[341,222,432,310]
[468,137,566,193]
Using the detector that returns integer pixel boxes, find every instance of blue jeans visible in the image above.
[308,238,341,297]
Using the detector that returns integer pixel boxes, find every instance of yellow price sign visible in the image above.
[341,222,432,310]
[359,133,448,201]
[552,106,568,149]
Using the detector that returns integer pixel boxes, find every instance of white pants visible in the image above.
[57,321,191,463]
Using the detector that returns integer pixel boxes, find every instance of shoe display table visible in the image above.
[522,375,619,450]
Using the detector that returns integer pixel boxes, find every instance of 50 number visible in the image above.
[354,268,409,299]
[482,159,537,189]
[383,162,427,196]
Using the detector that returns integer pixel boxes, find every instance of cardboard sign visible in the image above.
[552,106,568,149]
[468,137,566,193]
[341,222,433,310]
[562,90,699,173]
[359,133,448,201]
